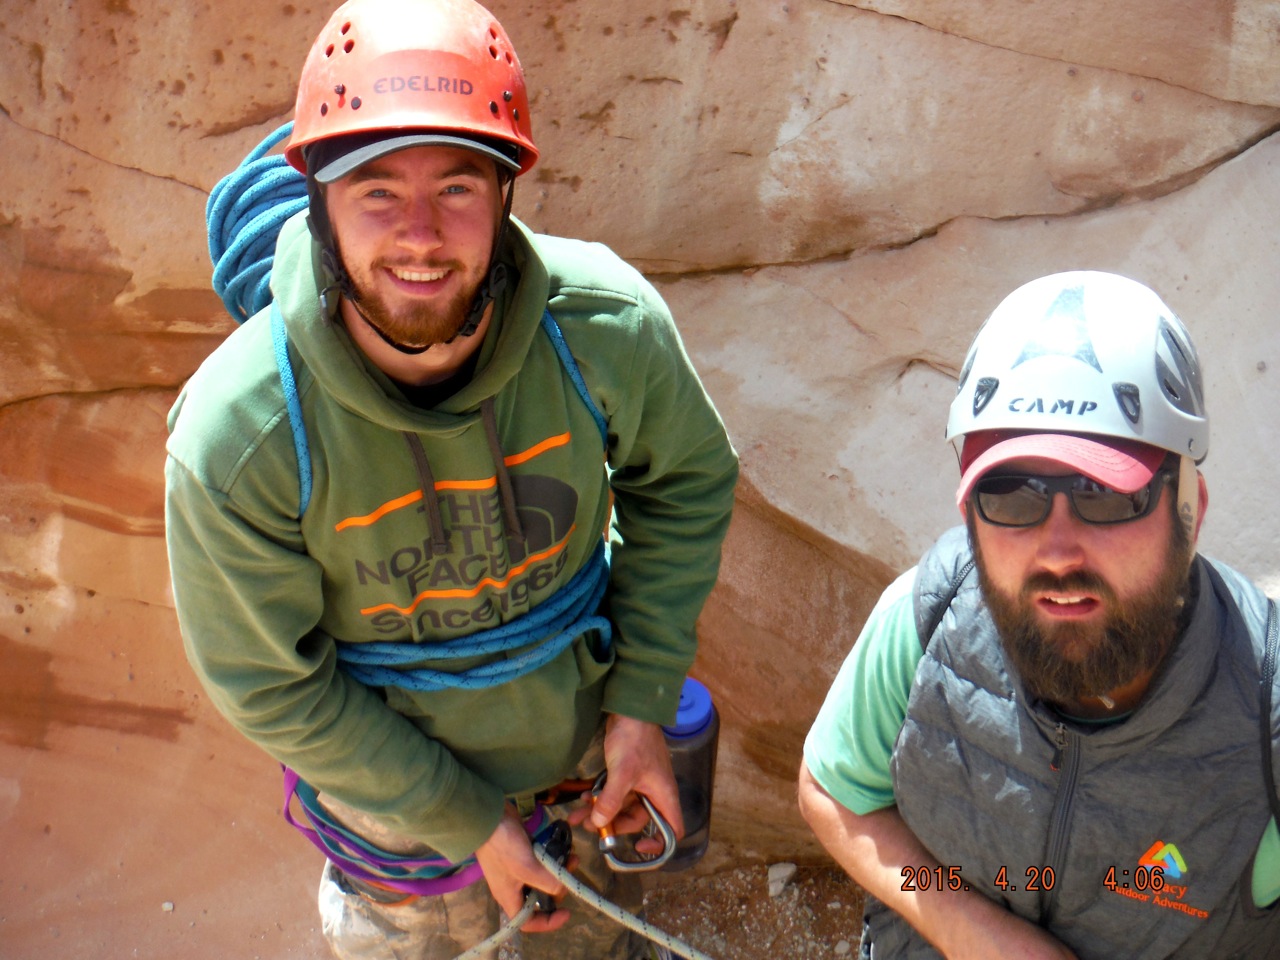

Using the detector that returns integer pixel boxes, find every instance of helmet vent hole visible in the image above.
[351,97,362,110]
[489,101,499,114]
[505,52,513,65]
[513,108,520,120]
[972,377,998,416]
[503,90,513,102]
[1113,383,1142,425]
[340,21,352,35]
[320,103,328,116]
[1162,378,1182,401]
[344,40,355,54]
[489,44,500,59]
[324,44,334,58]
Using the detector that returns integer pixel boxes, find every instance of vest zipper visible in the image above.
[1050,722,1067,772]
[1041,721,1079,925]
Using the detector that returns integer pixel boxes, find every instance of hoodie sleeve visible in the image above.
[558,274,739,724]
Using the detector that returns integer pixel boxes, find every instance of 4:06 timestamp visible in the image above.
[1104,864,1165,892]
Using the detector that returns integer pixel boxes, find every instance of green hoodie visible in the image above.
[165,212,738,861]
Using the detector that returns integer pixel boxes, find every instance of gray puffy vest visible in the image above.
[864,526,1280,960]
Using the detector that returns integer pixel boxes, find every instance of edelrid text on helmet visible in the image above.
[285,0,538,177]
[946,271,1209,461]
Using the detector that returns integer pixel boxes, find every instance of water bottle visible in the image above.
[661,677,719,871]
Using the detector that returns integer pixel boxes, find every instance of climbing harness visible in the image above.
[282,764,679,898]
[285,766,515,895]
[285,769,709,960]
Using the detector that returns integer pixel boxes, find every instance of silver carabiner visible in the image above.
[591,772,678,873]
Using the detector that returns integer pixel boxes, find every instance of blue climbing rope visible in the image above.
[206,122,308,323]
[336,541,611,691]
[270,301,314,515]
[541,309,608,447]
[206,123,313,512]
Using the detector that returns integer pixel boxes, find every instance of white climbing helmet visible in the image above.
[946,271,1209,463]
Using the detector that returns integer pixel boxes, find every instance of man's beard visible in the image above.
[346,258,481,351]
[971,514,1193,706]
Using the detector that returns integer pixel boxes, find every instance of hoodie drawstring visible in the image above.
[401,433,449,555]
[481,397,527,551]
[399,398,527,558]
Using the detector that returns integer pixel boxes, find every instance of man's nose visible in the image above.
[397,200,445,252]
[1032,493,1087,574]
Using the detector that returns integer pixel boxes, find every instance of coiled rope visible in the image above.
[206,122,307,323]
[335,540,610,691]
[205,122,314,512]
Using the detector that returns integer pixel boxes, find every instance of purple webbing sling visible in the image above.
[282,766,549,896]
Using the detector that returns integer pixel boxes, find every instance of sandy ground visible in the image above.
[490,863,866,960]
[641,863,865,959]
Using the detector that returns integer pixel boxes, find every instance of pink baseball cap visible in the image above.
[956,431,1168,508]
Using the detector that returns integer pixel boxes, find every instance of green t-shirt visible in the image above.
[803,569,1280,909]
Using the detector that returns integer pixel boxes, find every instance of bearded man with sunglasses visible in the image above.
[798,271,1280,960]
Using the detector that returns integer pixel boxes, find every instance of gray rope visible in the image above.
[453,899,534,960]
[452,840,720,960]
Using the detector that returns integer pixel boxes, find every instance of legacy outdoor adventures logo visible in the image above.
[1139,840,1187,880]
[1103,840,1209,921]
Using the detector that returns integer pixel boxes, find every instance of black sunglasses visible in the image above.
[972,469,1174,528]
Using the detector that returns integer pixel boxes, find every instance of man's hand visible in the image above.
[574,713,684,856]
[472,804,569,934]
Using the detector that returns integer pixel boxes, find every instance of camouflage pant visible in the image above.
[316,737,655,960]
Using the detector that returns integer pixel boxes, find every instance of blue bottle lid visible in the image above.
[664,677,714,738]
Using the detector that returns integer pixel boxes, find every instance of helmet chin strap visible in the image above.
[305,168,516,357]
[447,175,515,344]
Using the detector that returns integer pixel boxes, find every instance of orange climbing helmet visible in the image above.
[285,0,538,181]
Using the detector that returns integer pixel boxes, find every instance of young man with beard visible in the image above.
[798,271,1280,960]
[164,1,737,957]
